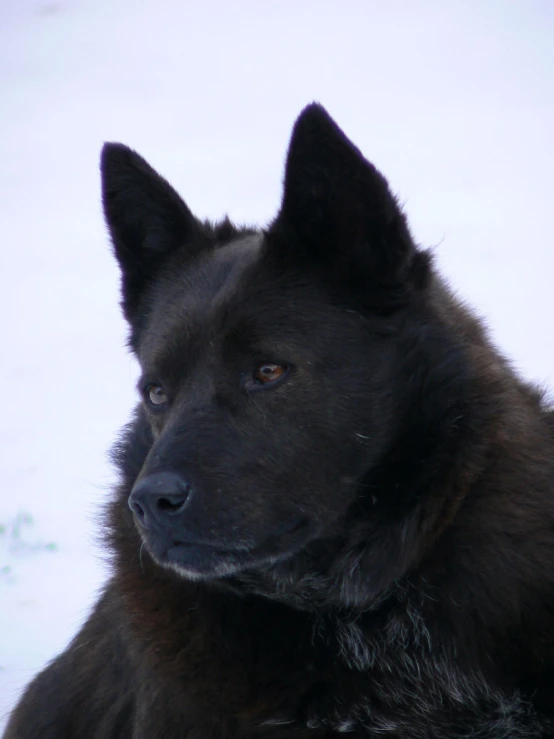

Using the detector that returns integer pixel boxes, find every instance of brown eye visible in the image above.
[146,384,168,407]
[253,363,288,385]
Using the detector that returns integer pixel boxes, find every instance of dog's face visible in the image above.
[102,105,459,598]
[126,236,395,580]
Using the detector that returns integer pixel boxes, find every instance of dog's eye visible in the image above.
[145,384,168,407]
[253,363,288,385]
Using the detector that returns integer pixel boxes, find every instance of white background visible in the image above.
[1,0,553,728]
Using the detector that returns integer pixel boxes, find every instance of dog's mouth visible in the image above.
[143,516,312,580]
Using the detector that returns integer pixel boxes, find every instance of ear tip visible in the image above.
[289,103,351,157]
[298,101,329,116]
[293,102,334,131]
[100,142,141,174]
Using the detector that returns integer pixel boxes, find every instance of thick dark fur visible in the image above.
[5,104,554,738]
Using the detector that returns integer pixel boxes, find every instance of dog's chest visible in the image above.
[229,616,541,739]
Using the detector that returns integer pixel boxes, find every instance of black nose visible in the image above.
[128,472,190,529]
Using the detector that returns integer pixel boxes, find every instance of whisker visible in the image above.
[139,542,145,574]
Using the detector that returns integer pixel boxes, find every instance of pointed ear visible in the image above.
[101,143,205,322]
[271,104,423,292]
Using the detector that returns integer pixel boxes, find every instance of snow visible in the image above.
[1,0,553,728]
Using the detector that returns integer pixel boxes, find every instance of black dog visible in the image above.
[5,104,554,738]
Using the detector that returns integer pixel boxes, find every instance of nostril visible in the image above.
[128,472,190,526]
[156,494,187,515]
[129,499,145,519]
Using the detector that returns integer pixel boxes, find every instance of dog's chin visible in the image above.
[159,542,263,581]
[142,518,313,582]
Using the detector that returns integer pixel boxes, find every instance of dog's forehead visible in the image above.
[207,233,263,287]
[139,233,264,361]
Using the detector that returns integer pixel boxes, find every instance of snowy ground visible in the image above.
[1,0,553,729]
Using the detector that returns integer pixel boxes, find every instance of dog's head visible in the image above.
[102,105,471,608]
